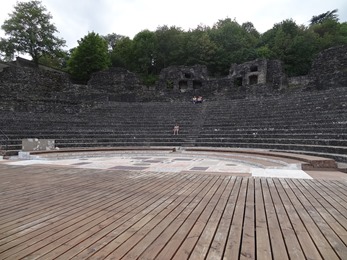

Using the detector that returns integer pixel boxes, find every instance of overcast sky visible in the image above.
[0,0,346,50]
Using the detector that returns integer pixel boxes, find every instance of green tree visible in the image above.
[310,9,339,25]
[155,25,185,70]
[256,45,275,59]
[110,36,133,69]
[38,49,69,70]
[103,33,126,51]
[131,30,157,75]
[183,27,217,67]
[67,32,110,82]
[208,18,259,75]
[310,19,347,49]
[242,22,260,39]
[259,19,319,76]
[0,0,65,65]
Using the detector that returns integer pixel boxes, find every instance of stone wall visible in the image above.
[288,76,311,88]
[0,46,346,112]
[0,64,81,113]
[229,59,268,86]
[0,61,9,72]
[87,67,158,102]
[155,65,229,100]
[0,65,72,94]
[157,65,209,92]
[154,61,288,100]
[88,67,143,93]
[266,60,288,89]
[308,45,347,89]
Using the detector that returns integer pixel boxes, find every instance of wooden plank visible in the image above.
[302,179,347,227]
[187,177,236,260]
[176,177,234,260]
[121,176,230,260]
[273,178,323,260]
[261,178,289,260]
[77,175,219,259]
[0,171,184,259]
[0,170,158,243]
[0,169,82,210]
[50,173,206,259]
[205,177,243,260]
[289,179,347,259]
[331,180,347,193]
[0,167,130,215]
[3,173,181,259]
[1,163,347,259]
[254,178,272,260]
[153,176,224,260]
[0,178,120,240]
[239,177,255,260]
[267,178,305,259]
[0,175,118,227]
[2,172,179,258]
[223,178,248,259]
[315,179,347,209]
[280,179,340,260]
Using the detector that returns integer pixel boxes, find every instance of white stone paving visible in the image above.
[251,168,312,179]
[4,154,312,179]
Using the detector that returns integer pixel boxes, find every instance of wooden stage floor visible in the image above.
[0,163,346,259]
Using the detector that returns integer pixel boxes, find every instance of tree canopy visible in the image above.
[0,0,65,65]
[310,9,339,25]
[106,11,346,80]
[0,2,346,83]
[67,32,110,83]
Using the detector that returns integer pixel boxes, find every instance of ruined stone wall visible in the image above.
[154,61,288,100]
[266,60,288,89]
[288,76,311,88]
[158,65,209,92]
[154,65,247,101]
[0,46,345,112]
[0,65,81,113]
[87,67,158,102]
[308,45,347,89]
[0,65,72,94]
[88,67,143,93]
[227,59,288,92]
[229,59,268,86]
[0,61,9,72]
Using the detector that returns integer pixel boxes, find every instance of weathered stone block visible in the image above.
[309,45,347,89]
[22,139,55,151]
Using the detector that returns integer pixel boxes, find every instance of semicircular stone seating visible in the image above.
[0,87,346,163]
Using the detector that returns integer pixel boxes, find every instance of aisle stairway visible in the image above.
[182,102,207,147]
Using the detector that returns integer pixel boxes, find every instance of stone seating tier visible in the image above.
[195,137,347,146]
[0,87,346,162]
[193,142,347,161]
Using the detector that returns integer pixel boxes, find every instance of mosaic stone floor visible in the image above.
[4,153,314,179]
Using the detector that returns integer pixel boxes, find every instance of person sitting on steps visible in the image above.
[173,123,180,135]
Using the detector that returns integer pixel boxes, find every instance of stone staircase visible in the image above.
[182,102,208,147]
